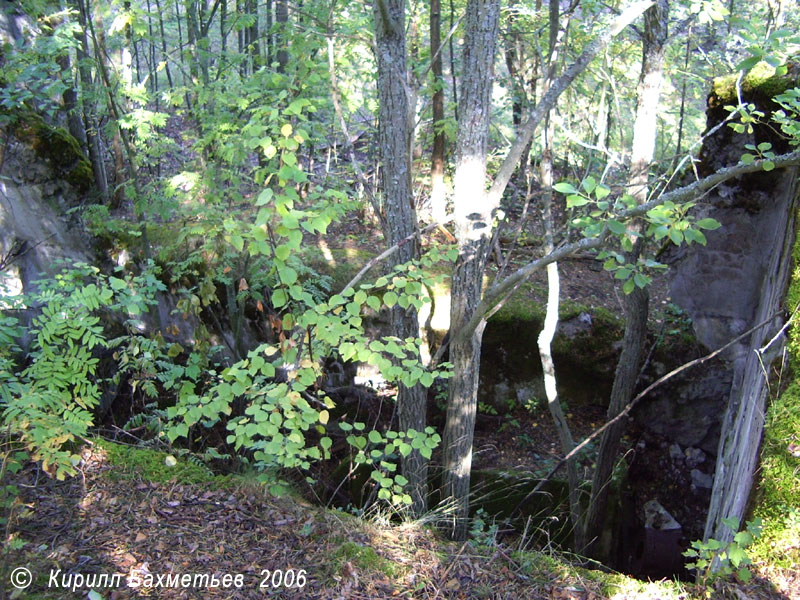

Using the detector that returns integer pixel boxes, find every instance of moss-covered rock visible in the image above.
[8,110,94,192]
[710,62,800,107]
[700,62,800,178]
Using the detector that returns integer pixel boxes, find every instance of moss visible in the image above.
[11,111,94,192]
[514,549,688,599]
[96,439,231,487]
[711,62,800,106]
[303,246,375,291]
[750,384,800,567]
[332,541,400,578]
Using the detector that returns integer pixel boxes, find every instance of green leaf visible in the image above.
[615,267,632,280]
[383,291,398,308]
[736,56,761,71]
[368,430,382,444]
[566,194,589,208]
[684,229,707,245]
[607,220,626,235]
[763,160,775,171]
[581,176,596,194]
[669,229,684,245]
[553,182,578,194]
[272,289,288,308]
[256,188,274,206]
[727,544,748,568]
[622,278,635,295]
[109,277,127,291]
[695,218,721,230]
[275,245,291,261]
[734,530,754,546]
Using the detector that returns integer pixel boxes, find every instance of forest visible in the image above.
[0,0,799,597]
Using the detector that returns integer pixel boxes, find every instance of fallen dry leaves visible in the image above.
[3,444,796,600]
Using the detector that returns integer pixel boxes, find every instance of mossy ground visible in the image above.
[95,438,231,487]
[331,540,402,579]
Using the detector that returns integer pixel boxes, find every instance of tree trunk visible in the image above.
[92,10,127,207]
[275,0,288,73]
[582,0,667,558]
[704,168,799,552]
[502,3,534,195]
[247,0,260,69]
[441,0,500,540]
[155,0,175,88]
[429,0,446,223]
[73,0,108,201]
[373,0,428,517]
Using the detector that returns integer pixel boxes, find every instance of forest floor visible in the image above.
[4,442,797,600]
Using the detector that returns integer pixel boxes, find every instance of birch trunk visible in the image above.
[442,0,500,540]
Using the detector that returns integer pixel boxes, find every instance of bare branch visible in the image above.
[454,150,800,343]
[340,219,454,293]
[512,310,785,517]
[487,0,656,209]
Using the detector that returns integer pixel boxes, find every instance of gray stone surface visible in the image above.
[691,468,713,490]
[643,499,681,531]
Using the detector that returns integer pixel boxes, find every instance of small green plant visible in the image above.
[340,422,441,510]
[0,261,164,479]
[478,402,498,416]
[683,517,762,586]
[499,418,521,433]
[469,508,499,550]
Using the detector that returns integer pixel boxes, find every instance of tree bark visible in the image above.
[429,0,447,222]
[582,0,667,558]
[442,0,500,540]
[275,0,288,73]
[247,0,260,69]
[72,0,108,201]
[704,167,799,553]
[373,0,428,517]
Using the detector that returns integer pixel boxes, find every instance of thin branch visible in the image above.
[487,0,656,210]
[456,150,800,343]
[340,219,453,293]
[511,311,783,517]
[326,34,383,226]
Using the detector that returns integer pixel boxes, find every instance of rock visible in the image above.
[557,312,593,338]
[635,367,730,453]
[684,447,706,468]
[669,443,684,462]
[691,469,713,489]
[643,499,681,531]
